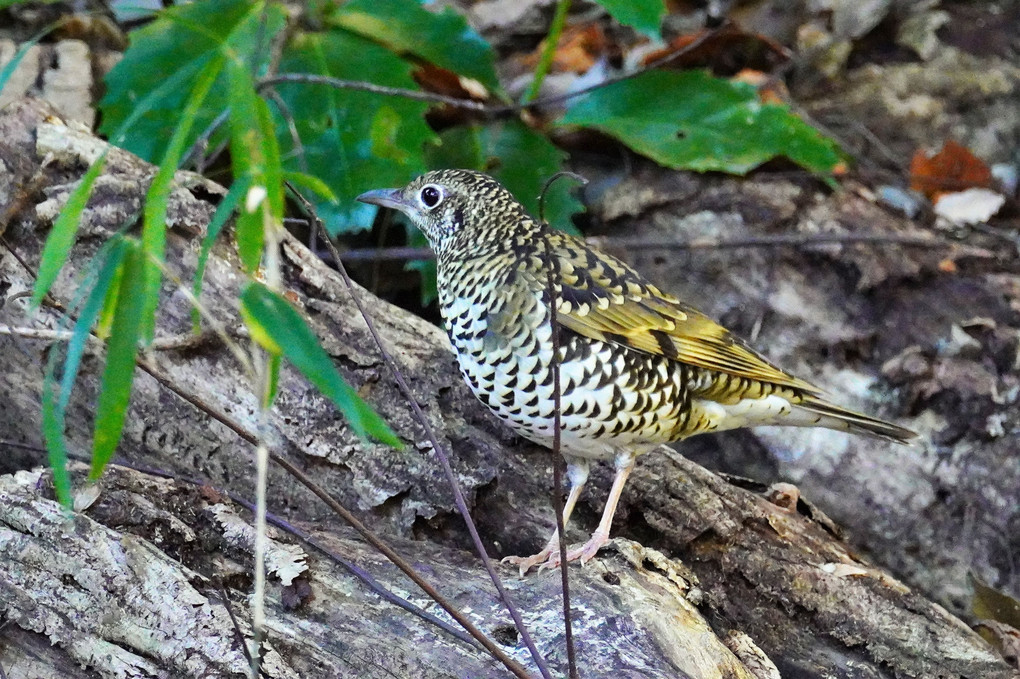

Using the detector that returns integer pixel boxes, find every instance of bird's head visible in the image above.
[357,169,534,256]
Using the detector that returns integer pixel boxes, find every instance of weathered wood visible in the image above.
[0,98,1016,678]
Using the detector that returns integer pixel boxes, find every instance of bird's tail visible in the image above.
[794,396,917,444]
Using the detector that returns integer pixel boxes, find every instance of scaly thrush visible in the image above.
[358,169,916,574]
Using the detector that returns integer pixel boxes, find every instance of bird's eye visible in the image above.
[420,185,443,209]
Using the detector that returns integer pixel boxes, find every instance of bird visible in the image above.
[357,169,917,575]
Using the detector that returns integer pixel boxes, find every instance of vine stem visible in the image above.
[524,0,572,104]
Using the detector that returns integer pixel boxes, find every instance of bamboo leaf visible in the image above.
[192,176,249,329]
[240,283,401,447]
[228,61,284,272]
[91,241,147,479]
[41,238,128,508]
[32,154,107,307]
[141,50,227,342]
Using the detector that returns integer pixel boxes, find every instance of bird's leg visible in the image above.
[565,450,636,565]
[503,458,589,576]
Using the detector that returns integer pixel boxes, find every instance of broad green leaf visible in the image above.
[426,120,584,232]
[41,237,128,508]
[33,154,107,307]
[91,241,148,479]
[192,176,249,329]
[329,0,499,91]
[98,0,286,161]
[271,30,437,233]
[594,0,665,38]
[140,51,226,342]
[559,70,843,176]
[227,61,284,272]
[240,283,401,447]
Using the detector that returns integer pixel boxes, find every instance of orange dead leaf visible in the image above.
[522,24,609,74]
[413,63,488,100]
[938,258,958,273]
[909,140,992,201]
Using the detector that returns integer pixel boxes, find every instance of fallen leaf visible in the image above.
[521,24,611,75]
[910,139,993,200]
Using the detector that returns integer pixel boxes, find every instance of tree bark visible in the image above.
[0,98,1015,678]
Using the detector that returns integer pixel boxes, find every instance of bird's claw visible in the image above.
[502,532,612,576]
[502,549,555,578]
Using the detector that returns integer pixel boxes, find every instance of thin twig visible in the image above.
[263,87,309,174]
[259,24,725,117]
[288,183,551,679]
[259,74,492,111]
[321,232,953,262]
[31,440,485,653]
[540,172,582,678]
[545,225,579,679]
[135,357,535,679]
[218,584,256,670]
[228,496,482,649]
[182,109,230,173]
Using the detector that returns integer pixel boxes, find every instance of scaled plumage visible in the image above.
[358,169,916,574]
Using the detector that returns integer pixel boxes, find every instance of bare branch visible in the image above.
[324,232,955,263]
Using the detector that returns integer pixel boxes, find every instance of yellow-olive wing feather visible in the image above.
[539,235,820,395]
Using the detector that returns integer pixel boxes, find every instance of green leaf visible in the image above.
[559,70,843,176]
[140,50,227,342]
[60,238,129,411]
[32,154,108,307]
[192,175,249,330]
[0,21,56,94]
[98,0,286,161]
[282,171,338,203]
[426,120,584,233]
[41,237,128,508]
[91,240,148,480]
[227,60,285,272]
[240,283,401,447]
[593,0,665,38]
[329,0,500,91]
[271,30,437,233]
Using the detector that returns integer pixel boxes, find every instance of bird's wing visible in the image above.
[534,234,821,395]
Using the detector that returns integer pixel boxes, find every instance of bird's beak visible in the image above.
[356,188,408,213]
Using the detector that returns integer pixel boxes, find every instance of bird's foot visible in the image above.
[502,545,556,578]
[503,531,612,576]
